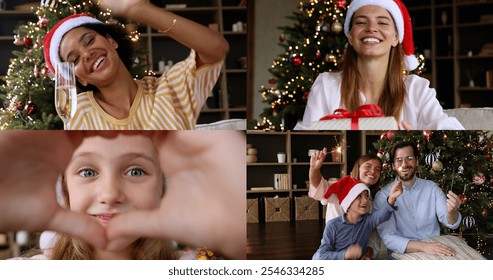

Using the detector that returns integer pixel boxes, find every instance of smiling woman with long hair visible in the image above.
[294,0,463,130]
[43,0,229,129]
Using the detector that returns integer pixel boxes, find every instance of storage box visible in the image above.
[247,198,259,223]
[310,116,399,130]
[264,197,290,222]
[295,196,319,220]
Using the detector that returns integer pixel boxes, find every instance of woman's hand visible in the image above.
[0,132,106,249]
[310,148,327,169]
[100,0,228,65]
[106,131,246,259]
[98,0,147,19]
[401,121,412,130]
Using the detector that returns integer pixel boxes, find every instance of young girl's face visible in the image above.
[65,133,163,227]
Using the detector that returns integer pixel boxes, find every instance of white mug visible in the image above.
[277,152,286,163]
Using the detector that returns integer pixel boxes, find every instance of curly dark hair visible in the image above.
[63,23,135,93]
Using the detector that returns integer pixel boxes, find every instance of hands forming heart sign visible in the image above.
[0,131,246,259]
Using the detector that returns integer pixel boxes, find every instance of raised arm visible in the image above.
[99,0,229,66]
[309,148,327,187]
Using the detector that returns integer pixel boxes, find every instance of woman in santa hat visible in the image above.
[44,0,228,129]
[294,0,463,130]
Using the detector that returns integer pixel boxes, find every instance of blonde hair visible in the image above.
[340,44,406,122]
[48,175,176,260]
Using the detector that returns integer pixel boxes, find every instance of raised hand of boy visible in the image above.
[388,180,403,206]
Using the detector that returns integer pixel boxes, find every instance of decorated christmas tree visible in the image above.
[253,0,348,131]
[374,130,493,256]
[0,0,147,130]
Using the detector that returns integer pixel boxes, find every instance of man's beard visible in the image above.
[398,168,415,181]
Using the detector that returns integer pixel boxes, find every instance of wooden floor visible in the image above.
[247,220,325,260]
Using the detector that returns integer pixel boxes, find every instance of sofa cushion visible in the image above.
[391,235,485,260]
[444,108,493,130]
[196,119,246,130]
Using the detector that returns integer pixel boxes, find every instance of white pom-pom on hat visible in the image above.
[343,0,419,71]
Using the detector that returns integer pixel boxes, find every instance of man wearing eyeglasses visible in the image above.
[373,141,462,258]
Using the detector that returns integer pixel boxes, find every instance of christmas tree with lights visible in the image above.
[374,130,493,257]
[253,0,348,131]
[0,0,147,130]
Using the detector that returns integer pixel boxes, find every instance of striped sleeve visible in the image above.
[153,50,223,128]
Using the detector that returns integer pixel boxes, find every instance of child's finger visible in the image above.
[47,209,107,249]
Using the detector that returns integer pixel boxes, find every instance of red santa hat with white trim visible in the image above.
[43,14,103,74]
[344,0,419,71]
[323,175,370,213]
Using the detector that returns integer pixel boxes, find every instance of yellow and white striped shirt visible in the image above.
[67,50,222,130]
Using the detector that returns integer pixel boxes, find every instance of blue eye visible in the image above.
[78,168,97,177]
[126,168,146,177]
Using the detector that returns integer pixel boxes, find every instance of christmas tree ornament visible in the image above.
[41,66,49,78]
[34,65,39,79]
[482,208,487,217]
[336,0,346,8]
[487,152,491,161]
[41,0,58,8]
[316,50,322,60]
[472,172,485,185]
[24,101,37,115]
[432,160,443,172]
[38,17,48,29]
[14,35,24,46]
[321,23,330,32]
[331,21,342,33]
[279,34,286,43]
[268,78,275,85]
[377,149,384,158]
[291,56,302,66]
[386,130,395,140]
[15,101,25,111]
[459,193,467,204]
[23,37,33,47]
[462,216,475,229]
[425,153,437,166]
[458,164,464,174]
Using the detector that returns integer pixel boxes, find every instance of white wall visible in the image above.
[252,0,299,121]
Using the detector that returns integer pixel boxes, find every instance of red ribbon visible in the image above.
[319,104,386,130]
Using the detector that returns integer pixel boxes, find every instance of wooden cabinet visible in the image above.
[0,0,247,123]
[246,131,347,223]
[405,0,493,108]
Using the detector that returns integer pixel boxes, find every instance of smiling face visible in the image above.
[64,133,163,227]
[347,5,399,60]
[58,26,120,88]
[358,158,381,187]
[392,146,417,182]
[347,190,370,216]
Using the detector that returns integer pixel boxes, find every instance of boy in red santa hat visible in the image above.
[313,176,402,260]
